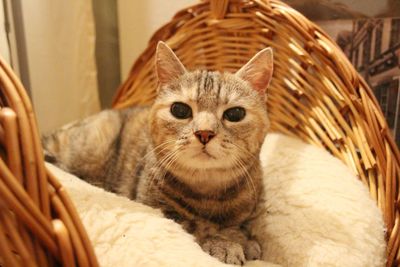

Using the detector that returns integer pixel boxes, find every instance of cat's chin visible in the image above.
[173,146,235,170]
[196,150,217,160]
[179,156,233,170]
[181,159,220,170]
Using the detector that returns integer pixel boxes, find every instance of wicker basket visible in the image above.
[114,0,400,266]
[0,56,99,266]
[0,0,399,266]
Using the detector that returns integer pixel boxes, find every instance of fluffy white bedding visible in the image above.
[47,133,386,267]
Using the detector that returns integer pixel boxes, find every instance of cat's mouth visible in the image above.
[196,148,217,160]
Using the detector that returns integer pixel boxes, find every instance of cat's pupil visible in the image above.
[223,107,246,122]
[170,102,192,119]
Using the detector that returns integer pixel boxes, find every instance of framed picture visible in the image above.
[285,0,400,19]
[283,0,400,146]
[318,17,400,146]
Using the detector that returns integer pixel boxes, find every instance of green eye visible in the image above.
[170,102,192,119]
[223,107,246,122]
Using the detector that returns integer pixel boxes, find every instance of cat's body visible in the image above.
[43,42,273,265]
[45,105,262,228]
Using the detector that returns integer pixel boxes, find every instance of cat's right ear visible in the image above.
[155,41,187,85]
[235,47,273,95]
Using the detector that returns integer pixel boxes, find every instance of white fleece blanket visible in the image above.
[47,133,386,267]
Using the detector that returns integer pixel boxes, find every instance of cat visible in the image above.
[42,42,273,265]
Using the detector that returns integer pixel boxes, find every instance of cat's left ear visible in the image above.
[155,41,187,85]
[235,47,273,94]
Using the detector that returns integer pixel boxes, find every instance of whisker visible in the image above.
[231,154,257,202]
[147,149,176,186]
[230,142,258,161]
[147,147,182,189]
[159,151,181,187]
[142,139,177,160]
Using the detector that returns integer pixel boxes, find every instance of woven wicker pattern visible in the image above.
[113,0,400,266]
[0,56,98,267]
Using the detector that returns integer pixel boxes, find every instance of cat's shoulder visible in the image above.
[74,106,151,134]
[119,106,151,124]
[118,106,151,116]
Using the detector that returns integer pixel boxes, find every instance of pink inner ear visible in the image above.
[236,48,274,94]
[249,68,273,93]
[240,65,273,95]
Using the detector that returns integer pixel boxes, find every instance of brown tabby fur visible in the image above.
[43,42,273,265]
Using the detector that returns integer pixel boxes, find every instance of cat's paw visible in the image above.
[202,238,245,265]
[244,239,262,260]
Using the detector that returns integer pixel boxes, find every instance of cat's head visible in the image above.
[149,42,273,173]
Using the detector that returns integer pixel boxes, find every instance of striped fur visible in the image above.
[43,43,273,264]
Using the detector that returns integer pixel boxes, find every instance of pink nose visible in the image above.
[194,130,216,145]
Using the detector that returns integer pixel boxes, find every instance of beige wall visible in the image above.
[117,0,196,81]
[21,1,100,133]
[0,1,9,64]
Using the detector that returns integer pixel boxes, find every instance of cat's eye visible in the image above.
[170,102,192,119]
[223,107,246,122]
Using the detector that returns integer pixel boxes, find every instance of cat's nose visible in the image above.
[194,130,216,145]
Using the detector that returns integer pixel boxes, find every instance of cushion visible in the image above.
[46,164,278,267]
[46,132,386,267]
[251,133,386,267]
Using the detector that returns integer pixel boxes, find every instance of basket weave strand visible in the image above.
[113,0,400,266]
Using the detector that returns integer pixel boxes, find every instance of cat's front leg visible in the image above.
[216,227,262,262]
[243,239,262,261]
[187,222,261,265]
[201,236,245,265]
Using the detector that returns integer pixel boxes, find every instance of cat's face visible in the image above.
[150,42,273,172]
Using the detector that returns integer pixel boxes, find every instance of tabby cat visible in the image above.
[43,42,273,265]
